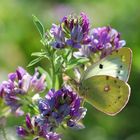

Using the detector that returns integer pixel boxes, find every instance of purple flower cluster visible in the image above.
[17,114,61,140]
[0,67,46,116]
[89,26,126,58]
[17,86,86,140]
[36,86,86,130]
[50,13,90,49]
[49,13,126,58]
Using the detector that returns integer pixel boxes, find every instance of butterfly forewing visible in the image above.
[81,47,132,82]
[80,75,131,116]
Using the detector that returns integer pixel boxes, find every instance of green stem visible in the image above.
[51,57,55,88]
[26,97,39,110]
[56,48,72,73]
[45,45,56,89]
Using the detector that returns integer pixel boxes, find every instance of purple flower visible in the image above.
[50,12,91,49]
[64,13,91,48]
[80,12,90,35]
[0,67,46,115]
[36,86,87,131]
[89,26,126,58]
[17,114,61,140]
[16,126,29,137]
[73,46,91,58]
[50,24,65,48]
[66,24,85,48]
[30,68,46,93]
[46,132,61,140]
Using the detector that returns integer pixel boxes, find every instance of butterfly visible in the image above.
[78,47,132,116]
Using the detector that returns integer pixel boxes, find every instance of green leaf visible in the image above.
[54,74,60,90]
[54,56,64,73]
[31,52,46,57]
[37,66,52,89]
[66,58,89,70]
[27,57,43,67]
[32,15,45,39]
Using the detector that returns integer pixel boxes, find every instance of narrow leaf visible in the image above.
[27,57,43,67]
[32,15,45,38]
[66,58,89,70]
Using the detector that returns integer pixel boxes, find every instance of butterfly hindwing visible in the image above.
[81,47,132,82]
[79,75,131,116]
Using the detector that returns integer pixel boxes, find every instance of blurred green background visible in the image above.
[0,0,140,140]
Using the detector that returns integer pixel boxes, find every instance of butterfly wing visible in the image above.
[81,47,132,82]
[79,75,131,116]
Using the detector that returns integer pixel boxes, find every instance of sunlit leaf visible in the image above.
[27,57,43,67]
[66,58,89,70]
[32,15,45,39]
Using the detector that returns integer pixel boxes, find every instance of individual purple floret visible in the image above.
[16,126,29,137]
[36,86,87,132]
[45,132,61,140]
[31,68,46,93]
[80,12,90,35]
[73,46,91,58]
[0,67,46,116]
[89,26,126,58]
[50,24,66,48]
[17,114,61,140]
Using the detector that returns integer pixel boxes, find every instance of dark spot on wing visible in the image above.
[114,80,117,83]
[99,64,103,69]
[116,50,119,53]
[118,70,120,74]
[120,65,123,68]
[118,96,121,100]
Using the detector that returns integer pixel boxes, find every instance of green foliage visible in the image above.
[32,15,45,39]
[27,56,44,67]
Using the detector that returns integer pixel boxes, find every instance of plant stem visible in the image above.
[51,57,55,88]
[45,45,56,89]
